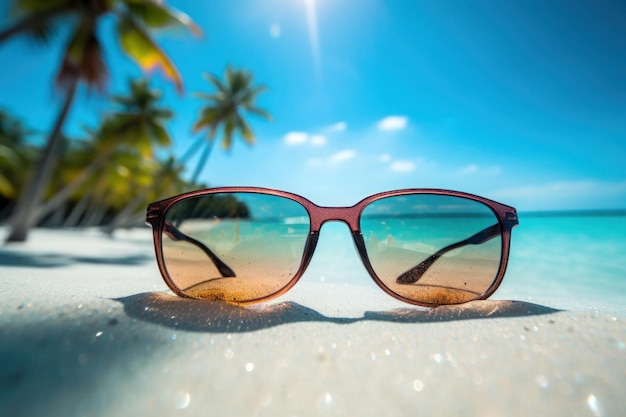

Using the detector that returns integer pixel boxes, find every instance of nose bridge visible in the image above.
[308,205,361,232]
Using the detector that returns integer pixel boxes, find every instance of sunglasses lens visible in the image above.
[161,192,310,303]
[360,194,502,305]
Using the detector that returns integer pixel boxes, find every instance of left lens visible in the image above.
[360,193,503,305]
[161,192,310,303]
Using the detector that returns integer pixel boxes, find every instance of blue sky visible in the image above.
[0,0,625,211]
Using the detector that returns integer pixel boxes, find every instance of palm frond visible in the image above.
[56,22,108,91]
[116,15,183,93]
[244,106,272,121]
[192,107,224,134]
[154,108,174,120]
[0,174,17,198]
[122,0,202,36]
[202,72,227,93]
[187,65,271,183]
[221,116,236,150]
[193,92,222,102]
[235,114,255,145]
[0,4,69,44]
[149,123,172,147]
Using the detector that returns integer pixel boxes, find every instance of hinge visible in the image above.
[145,205,161,225]
[504,211,519,226]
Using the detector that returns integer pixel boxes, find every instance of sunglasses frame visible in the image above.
[146,187,518,307]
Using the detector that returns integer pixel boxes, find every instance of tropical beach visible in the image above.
[1,1,625,416]
[0,218,625,416]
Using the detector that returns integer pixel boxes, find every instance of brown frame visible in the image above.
[146,187,518,307]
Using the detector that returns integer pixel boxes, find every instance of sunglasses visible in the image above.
[146,187,518,307]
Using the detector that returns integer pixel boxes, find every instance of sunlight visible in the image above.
[304,0,322,78]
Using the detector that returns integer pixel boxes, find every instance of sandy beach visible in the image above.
[0,227,624,417]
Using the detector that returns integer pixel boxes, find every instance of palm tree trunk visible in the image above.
[190,139,215,186]
[104,190,148,233]
[85,204,108,227]
[103,194,143,233]
[78,193,98,227]
[81,190,109,227]
[63,191,90,227]
[5,75,79,242]
[30,150,111,226]
[179,135,205,164]
[46,202,67,227]
[32,114,151,226]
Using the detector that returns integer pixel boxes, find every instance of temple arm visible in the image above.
[396,223,502,284]
[163,220,236,278]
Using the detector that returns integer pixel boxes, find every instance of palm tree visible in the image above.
[0,110,39,223]
[187,67,272,185]
[0,110,33,200]
[32,78,175,226]
[53,140,153,228]
[104,155,187,232]
[73,147,155,227]
[0,0,200,242]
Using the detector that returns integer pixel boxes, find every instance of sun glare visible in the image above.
[303,0,322,78]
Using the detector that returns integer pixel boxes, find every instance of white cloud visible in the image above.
[284,131,327,147]
[390,160,415,173]
[377,116,408,131]
[329,149,356,164]
[379,154,433,173]
[306,149,357,168]
[325,121,347,133]
[284,131,308,146]
[310,134,327,146]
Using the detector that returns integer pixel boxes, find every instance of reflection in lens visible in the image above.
[360,194,502,305]
[161,192,310,303]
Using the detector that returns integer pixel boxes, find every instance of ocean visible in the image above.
[298,211,626,313]
[499,212,626,312]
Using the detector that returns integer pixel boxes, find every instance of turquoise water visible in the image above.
[499,212,626,311]
[299,212,626,312]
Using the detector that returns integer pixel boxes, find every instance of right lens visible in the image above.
[161,192,310,303]
[360,193,503,305]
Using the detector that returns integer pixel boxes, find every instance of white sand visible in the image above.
[0,228,624,416]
